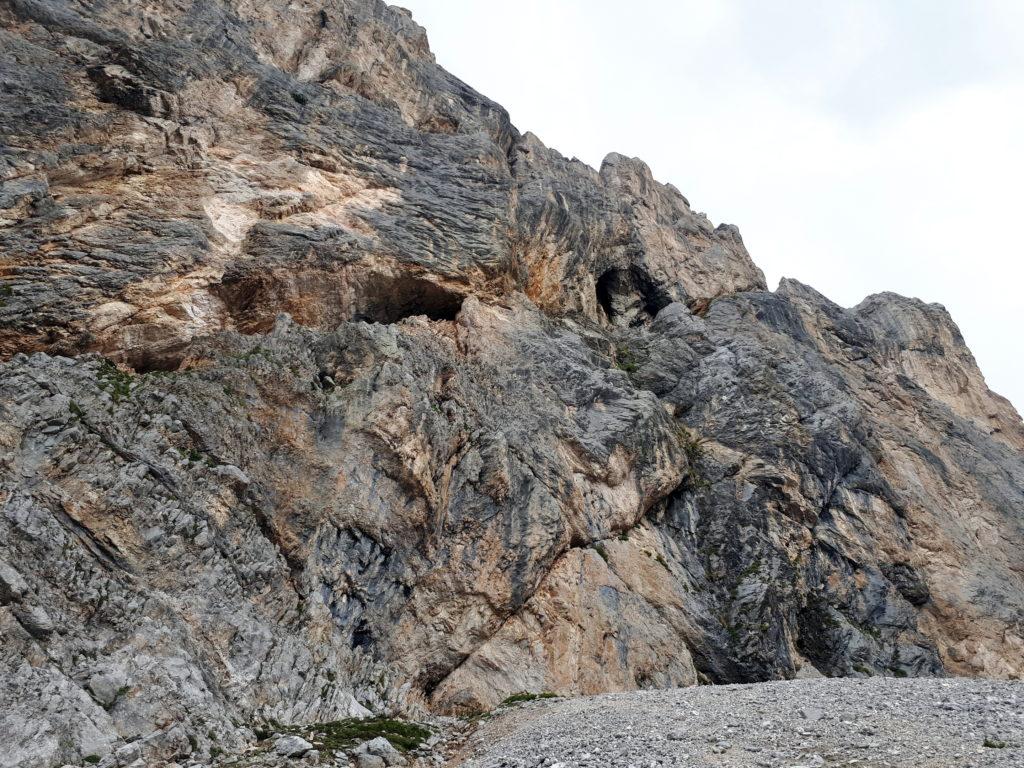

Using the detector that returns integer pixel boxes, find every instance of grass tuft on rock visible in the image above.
[501,692,558,707]
[95,359,133,403]
[612,345,640,374]
[675,426,710,491]
[265,717,431,754]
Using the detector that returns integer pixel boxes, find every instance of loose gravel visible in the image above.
[452,678,1024,768]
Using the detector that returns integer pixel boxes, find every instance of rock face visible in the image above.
[0,1,1021,766]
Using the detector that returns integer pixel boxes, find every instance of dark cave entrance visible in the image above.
[215,268,465,332]
[354,274,465,324]
[595,266,671,327]
[127,348,187,374]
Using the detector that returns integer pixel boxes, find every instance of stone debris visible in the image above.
[455,679,1024,768]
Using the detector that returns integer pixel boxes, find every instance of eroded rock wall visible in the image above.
[1,1,1022,766]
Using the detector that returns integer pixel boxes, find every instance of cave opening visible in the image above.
[125,346,187,375]
[351,619,373,650]
[216,268,465,331]
[354,275,465,324]
[596,266,670,327]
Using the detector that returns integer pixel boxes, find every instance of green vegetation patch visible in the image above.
[500,692,558,707]
[613,348,639,374]
[96,359,133,403]
[265,717,431,754]
[739,558,762,579]
[239,345,275,364]
[457,710,494,724]
[676,426,710,491]
[984,737,1007,749]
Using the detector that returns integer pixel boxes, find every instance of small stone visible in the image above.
[14,605,55,639]
[214,464,251,488]
[0,560,28,604]
[88,671,128,708]
[354,754,386,768]
[799,707,824,723]
[115,742,142,764]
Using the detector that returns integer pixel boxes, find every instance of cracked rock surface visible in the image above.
[1,1,1023,767]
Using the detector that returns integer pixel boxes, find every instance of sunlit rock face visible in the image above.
[1,1,1022,765]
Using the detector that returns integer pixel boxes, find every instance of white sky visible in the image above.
[400,0,1024,413]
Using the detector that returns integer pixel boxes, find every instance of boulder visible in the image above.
[275,735,314,758]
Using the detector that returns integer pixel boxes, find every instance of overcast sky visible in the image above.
[401,0,1023,412]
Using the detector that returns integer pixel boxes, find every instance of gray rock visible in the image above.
[354,754,386,768]
[14,605,55,640]
[114,742,142,765]
[0,559,28,604]
[87,671,129,709]
[275,735,314,757]
[799,707,824,723]
[213,464,251,488]
[358,737,406,766]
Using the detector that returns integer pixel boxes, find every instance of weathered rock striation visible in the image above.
[0,1,1022,766]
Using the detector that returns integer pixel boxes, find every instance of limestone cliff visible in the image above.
[0,1,1021,766]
